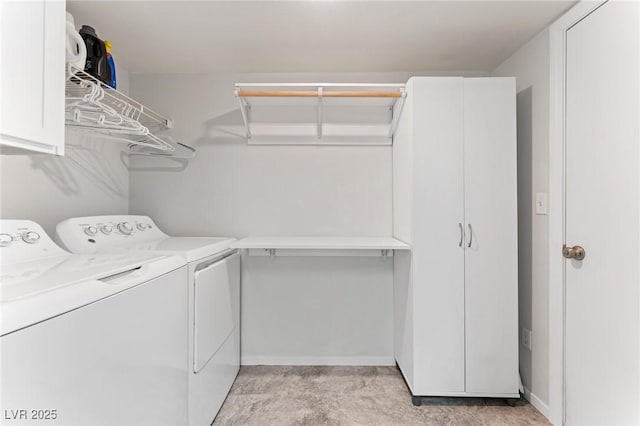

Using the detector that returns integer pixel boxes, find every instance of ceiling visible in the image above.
[67,1,576,74]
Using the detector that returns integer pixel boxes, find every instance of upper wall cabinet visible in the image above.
[1,0,65,155]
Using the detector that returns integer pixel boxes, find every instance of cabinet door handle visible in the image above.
[467,224,473,248]
[458,223,464,247]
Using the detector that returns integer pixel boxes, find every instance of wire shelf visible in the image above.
[65,65,176,152]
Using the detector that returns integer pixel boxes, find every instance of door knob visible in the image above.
[563,244,586,261]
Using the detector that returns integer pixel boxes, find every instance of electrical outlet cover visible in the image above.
[521,328,532,350]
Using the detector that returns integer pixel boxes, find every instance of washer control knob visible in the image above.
[101,225,114,235]
[117,222,134,235]
[136,223,147,231]
[0,233,13,247]
[84,226,98,236]
[22,231,40,244]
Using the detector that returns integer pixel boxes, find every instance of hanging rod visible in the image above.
[233,83,407,143]
[128,142,195,159]
[236,90,402,98]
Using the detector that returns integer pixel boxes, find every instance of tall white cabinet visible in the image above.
[1,0,65,155]
[393,77,518,401]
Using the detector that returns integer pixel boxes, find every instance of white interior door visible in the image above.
[463,78,519,395]
[565,1,639,424]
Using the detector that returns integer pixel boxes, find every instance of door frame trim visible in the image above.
[548,2,608,424]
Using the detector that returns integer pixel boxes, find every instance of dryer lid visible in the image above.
[55,215,235,262]
[120,237,236,262]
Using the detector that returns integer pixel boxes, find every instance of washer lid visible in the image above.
[1,251,184,302]
[1,252,186,336]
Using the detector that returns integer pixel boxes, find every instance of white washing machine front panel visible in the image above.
[0,220,189,424]
[0,220,184,335]
[55,215,240,426]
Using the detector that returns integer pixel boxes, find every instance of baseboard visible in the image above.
[241,355,396,366]
[523,386,551,420]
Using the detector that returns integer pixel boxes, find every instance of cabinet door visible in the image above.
[411,77,466,395]
[1,0,65,155]
[463,78,519,395]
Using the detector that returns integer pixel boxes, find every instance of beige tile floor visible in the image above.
[213,366,550,426]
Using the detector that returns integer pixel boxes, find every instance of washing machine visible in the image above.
[0,220,189,425]
[55,215,240,426]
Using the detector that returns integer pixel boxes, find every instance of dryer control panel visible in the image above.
[55,215,168,253]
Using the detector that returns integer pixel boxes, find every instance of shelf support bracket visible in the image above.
[317,87,323,139]
[388,89,407,138]
[236,89,252,139]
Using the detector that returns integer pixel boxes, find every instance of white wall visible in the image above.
[129,71,485,365]
[241,254,394,365]
[0,70,131,238]
[129,71,401,365]
[492,29,550,412]
[128,71,481,237]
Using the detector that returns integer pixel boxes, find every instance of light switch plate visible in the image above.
[535,192,548,215]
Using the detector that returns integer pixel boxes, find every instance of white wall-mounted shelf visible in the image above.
[232,237,410,257]
[234,83,406,146]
